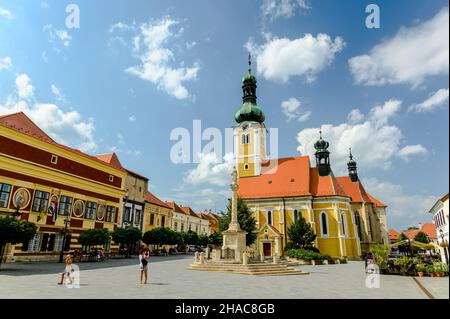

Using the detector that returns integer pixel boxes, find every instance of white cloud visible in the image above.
[368,99,402,127]
[1,74,97,152]
[112,18,199,100]
[0,7,12,19]
[362,177,438,230]
[43,24,72,48]
[348,7,449,88]
[117,133,125,144]
[409,88,449,113]
[281,97,311,122]
[249,33,345,83]
[347,109,364,124]
[183,152,233,187]
[297,99,427,172]
[261,0,310,20]
[0,56,12,70]
[16,74,34,100]
[128,115,136,122]
[50,84,67,104]
[397,144,427,162]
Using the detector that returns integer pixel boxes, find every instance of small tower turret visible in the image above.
[314,130,331,176]
[347,147,358,182]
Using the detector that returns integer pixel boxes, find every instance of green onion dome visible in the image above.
[235,102,265,124]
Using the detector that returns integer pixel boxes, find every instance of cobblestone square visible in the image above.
[0,256,448,299]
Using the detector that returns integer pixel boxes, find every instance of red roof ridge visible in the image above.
[0,112,126,172]
[145,192,170,208]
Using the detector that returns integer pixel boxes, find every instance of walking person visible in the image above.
[139,249,150,284]
[58,254,74,285]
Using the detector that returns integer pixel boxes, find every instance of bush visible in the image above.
[370,244,391,270]
[394,256,416,275]
[285,248,329,261]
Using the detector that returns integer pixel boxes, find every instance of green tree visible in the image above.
[286,215,317,250]
[111,226,142,257]
[181,231,199,246]
[414,231,430,244]
[198,234,210,246]
[219,198,257,246]
[142,227,176,248]
[209,232,223,246]
[370,244,391,270]
[0,217,37,267]
[78,229,110,248]
[397,233,408,242]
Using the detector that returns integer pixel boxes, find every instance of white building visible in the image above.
[429,193,449,263]
[167,202,211,236]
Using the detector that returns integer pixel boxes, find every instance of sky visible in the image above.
[0,0,448,231]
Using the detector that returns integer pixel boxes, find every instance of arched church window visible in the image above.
[320,212,328,236]
[294,210,299,223]
[355,212,362,240]
[246,134,250,144]
[267,211,272,225]
[241,134,246,144]
[341,213,347,236]
[368,214,373,241]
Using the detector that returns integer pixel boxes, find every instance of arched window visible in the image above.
[246,134,250,144]
[241,134,246,144]
[244,163,249,170]
[355,212,362,240]
[320,212,328,236]
[368,214,373,241]
[267,211,272,225]
[293,210,299,223]
[341,213,347,236]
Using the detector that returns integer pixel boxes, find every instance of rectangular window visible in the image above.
[150,214,154,225]
[32,190,50,213]
[106,206,115,222]
[174,222,178,231]
[85,201,97,219]
[109,175,114,182]
[51,155,58,164]
[28,234,41,253]
[53,234,64,252]
[124,207,131,221]
[161,216,165,227]
[135,210,141,225]
[58,196,73,216]
[0,183,12,208]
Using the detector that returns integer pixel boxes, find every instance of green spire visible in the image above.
[235,53,265,124]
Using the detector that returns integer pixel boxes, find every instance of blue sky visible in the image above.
[1,0,448,231]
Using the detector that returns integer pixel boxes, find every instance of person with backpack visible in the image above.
[139,248,150,284]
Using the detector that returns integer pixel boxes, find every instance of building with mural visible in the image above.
[0,112,126,261]
[233,58,388,259]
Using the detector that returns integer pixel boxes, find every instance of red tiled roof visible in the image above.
[238,156,350,200]
[367,194,387,207]
[389,229,399,240]
[0,112,55,143]
[94,153,124,170]
[145,192,170,209]
[420,223,437,239]
[180,206,200,218]
[0,112,125,172]
[335,176,372,203]
[166,201,185,214]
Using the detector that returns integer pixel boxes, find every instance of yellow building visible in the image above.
[0,112,126,261]
[143,192,172,232]
[233,59,387,259]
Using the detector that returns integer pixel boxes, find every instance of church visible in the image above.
[233,57,389,260]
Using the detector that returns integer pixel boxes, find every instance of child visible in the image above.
[58,254,74,285]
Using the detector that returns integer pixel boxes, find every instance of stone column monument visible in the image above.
[222,166,247,262]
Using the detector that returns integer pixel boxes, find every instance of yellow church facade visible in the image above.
[233,57,386,260]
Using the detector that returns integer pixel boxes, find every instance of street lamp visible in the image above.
[439,229,448,264]
[59,215,71,263]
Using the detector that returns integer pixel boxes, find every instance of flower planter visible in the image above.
[418,272,424,277]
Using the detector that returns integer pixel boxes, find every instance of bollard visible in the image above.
[194,252,199,263]
[311,260,315,266]
[273,253,279,264]
[323,259,328,265]
[260,253,265,263]
[243,252,248,265]
[199,252,205,264]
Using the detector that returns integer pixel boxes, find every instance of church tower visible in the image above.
[234,54,266,178]
[314,130,331,176]
[347,148,359,182]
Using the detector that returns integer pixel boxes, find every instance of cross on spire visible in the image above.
[248,52,252,74]
[349,147,353,160]
[319,129,322,139]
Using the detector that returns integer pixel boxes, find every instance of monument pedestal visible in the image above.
[222,227,247,263]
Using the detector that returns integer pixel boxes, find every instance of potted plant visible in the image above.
[427,264,436,277]
[416,263,426,277]
[370,244,391,274]
[433,262,446,277]
[394,256,415,276]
